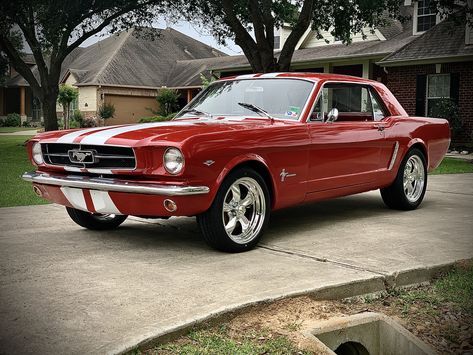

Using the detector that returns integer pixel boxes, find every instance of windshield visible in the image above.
[176,78,314,120]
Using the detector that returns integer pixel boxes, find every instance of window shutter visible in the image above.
[415,74,427,116]
[450,73,460,104]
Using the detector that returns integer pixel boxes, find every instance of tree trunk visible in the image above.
[42,93,59,131]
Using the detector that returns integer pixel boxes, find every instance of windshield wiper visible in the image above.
[179,108,212,118]
[238,102,274,122]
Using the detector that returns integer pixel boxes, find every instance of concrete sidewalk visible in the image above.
[0,174,472,354]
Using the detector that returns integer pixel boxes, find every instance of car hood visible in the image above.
[33,117,280,147]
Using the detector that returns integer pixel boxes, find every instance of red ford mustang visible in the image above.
[22,73,450,252]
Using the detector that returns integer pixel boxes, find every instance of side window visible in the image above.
[369,89,386,121]
[310,84,374,122]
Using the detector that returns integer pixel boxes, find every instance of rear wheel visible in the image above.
[66,207,128,230]
[197,168,270,252]
[380,148,427,210]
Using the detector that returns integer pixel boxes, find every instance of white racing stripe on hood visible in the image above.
[56,126,113,144]
[78,120,214,145]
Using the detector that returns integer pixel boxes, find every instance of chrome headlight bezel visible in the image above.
[32,142,44,165]
[163,147,184,175]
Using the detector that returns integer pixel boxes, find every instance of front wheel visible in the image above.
[380,148,427,210]
[66,207,128,230]
[197,168,271,252]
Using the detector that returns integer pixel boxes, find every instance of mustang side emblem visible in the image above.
[68,150,95,164]
[280,169,296,182]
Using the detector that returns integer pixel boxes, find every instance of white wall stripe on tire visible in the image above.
[61,187,88,211]
[90,190,122,215]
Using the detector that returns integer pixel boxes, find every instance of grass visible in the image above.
[135,326,311,355]
[0,127,38,133]
[393,263,473,316]
[0,135,49,207]
[431,157,473,174]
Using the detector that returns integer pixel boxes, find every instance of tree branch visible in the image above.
[278,0,315,70]
[0,35,42,97]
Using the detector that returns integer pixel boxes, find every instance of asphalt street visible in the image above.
[0,173,472,354]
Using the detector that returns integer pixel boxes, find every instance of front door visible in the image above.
[306,83,391,193]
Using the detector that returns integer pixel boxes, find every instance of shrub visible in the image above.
[98,103,115,120]
[151,89,180,117]
[81,116,99,127]
[3,113,21,127]
[429,98,462,139]
[71,110,84,126]
[139,114,175,123]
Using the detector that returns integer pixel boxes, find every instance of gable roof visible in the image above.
[62,27,226,87]
[379,16,473,66]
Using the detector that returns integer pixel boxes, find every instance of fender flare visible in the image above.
[406,138,429,167]
[209,153,278,207]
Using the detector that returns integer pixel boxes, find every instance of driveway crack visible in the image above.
[259,244,387,276]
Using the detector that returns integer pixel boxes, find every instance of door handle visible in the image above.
[373,124,385,132]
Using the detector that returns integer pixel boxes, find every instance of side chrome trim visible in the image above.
[22,172,210,196]
[388,141,400,170]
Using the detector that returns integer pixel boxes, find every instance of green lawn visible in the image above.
[431,157,473,174]
[0,135,48,207]
[0,127,38,133]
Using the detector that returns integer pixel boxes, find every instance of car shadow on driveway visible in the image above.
[66,191,433,252]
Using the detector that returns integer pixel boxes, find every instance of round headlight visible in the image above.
[32,142,44,165]
[163,148,184,174]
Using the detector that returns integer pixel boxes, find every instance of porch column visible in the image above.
[186,89,193,103]
[20,87,27,125]
[362,61,370,79]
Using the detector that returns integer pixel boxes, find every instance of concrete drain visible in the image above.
[304,312,436,355]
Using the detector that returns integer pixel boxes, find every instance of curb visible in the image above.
[113,259,465,355]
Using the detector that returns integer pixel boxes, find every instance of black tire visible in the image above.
[380,148,427,210]
[66,207,128,230]
[197,167,271,253]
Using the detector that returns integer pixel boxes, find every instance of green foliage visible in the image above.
[431,157,473,175]
[429,98,462,138]
[150,88,181,117]
[57,84,79,106]
[1,113,21,127]
[139,114,175,123]
[0,135,49,207]
[200,73,216,88]
[98,103,116,120]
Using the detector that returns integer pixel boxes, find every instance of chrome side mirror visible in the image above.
[327,108,339,123]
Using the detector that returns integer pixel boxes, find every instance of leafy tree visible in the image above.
[57,84,78,129]
[178,0,473,73]
[151,88,181,116]
[0,0,167,131]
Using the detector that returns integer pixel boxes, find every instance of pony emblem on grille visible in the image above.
[68,150,95,164]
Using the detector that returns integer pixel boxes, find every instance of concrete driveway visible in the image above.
[1,174,472,354]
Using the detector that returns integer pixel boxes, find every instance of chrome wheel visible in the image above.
[403,155,425,203]
[222,177,266,245]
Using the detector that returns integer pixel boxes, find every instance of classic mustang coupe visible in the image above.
[22,73,450,252]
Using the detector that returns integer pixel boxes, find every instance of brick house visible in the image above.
[206,1,473,144]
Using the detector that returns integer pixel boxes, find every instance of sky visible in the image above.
[81,19,242,55]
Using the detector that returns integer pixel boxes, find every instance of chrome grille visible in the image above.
[42,143,136,170]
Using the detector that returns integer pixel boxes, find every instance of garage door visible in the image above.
[104,95,158,125]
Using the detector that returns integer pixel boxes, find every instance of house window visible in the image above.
[426,74,450,116]
[274,35,280,50]
[416,0,437,33]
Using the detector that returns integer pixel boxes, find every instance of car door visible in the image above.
[306,83,391,193]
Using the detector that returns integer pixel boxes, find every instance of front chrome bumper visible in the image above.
[22,172,210,196]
